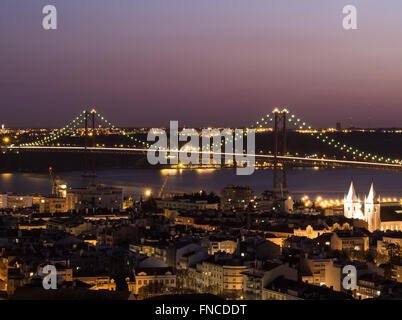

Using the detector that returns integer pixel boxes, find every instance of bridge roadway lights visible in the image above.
[7,146,402,172]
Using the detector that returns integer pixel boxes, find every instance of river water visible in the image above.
[0,168,401,201]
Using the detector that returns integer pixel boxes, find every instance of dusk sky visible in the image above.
[1,0,402,128]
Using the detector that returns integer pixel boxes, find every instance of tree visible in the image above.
[221,290,242,300]
[176,269,191,289]
[141,198,157,212]
[137,282,169,300]
[204,284,221,296]
[386,243,401,263]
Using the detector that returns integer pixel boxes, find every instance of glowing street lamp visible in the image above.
[145,189,152,197]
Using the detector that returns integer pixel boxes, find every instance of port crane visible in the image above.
[157,175,169,198]
[48,166,58,196]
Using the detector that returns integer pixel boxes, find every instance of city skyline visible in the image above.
[1,1,402,304]
[1,0,402,128]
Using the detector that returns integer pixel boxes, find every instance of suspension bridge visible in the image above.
[2,108,402,176]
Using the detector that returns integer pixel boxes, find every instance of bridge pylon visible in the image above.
[82,109,97,178]
[273,108,288,198]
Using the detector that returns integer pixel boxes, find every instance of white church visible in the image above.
[344,181,381,232]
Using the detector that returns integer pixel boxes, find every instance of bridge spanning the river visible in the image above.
[2,108,402,177]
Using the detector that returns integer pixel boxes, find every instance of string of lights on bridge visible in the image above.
[93,111,151,149]
[13,108,402,166]
[284,110,401,165]
[20,111,86,147]
[246,108,401,165]
[19,110,151,149]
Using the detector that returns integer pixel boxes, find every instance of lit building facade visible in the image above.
[0,194,33,209]
[344,182,381,232]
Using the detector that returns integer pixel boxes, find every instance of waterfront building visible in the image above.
[39,196,68,214]
[0,194,33,209]
[68,184,123,210]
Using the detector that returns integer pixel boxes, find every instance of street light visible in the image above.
[145,189,152,197]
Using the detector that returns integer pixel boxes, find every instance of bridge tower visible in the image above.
[273,108,288,196]
[83,109,97,178]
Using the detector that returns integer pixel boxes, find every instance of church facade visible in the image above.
[344,182,381,232]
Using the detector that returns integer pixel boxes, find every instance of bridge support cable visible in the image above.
[93,111,150,149]
[20,111,86,147]
[209,112,275,152]
[285,111,401,165]
[16,107,402,170]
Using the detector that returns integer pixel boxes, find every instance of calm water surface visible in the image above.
[0,168,401,200]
